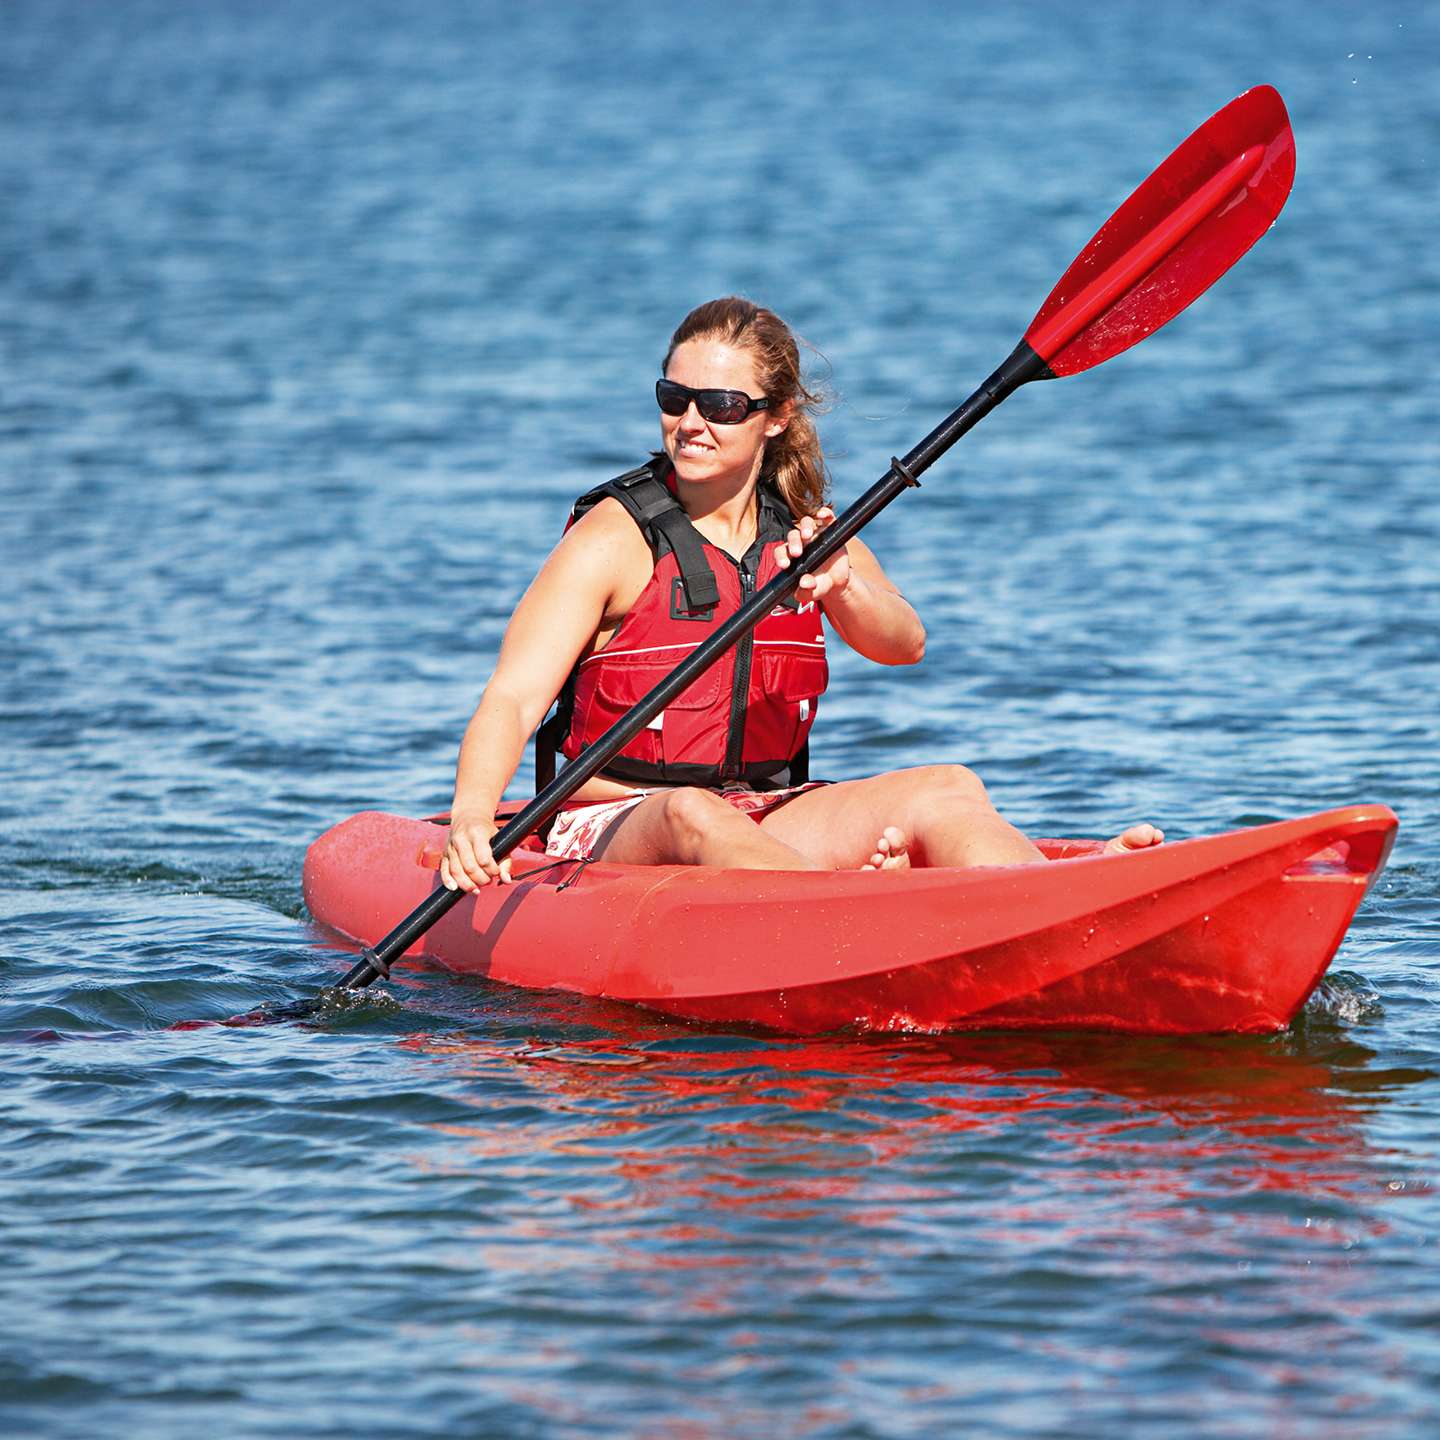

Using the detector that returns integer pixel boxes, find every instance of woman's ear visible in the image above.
[764,399,794,439]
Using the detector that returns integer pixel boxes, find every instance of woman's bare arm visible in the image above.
[774,510,925,665]
[442,501,645,890]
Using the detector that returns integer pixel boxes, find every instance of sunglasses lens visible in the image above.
[655,380,688,416]
[701,392,749,424]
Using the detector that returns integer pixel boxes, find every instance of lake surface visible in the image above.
[3,3,1438,1436]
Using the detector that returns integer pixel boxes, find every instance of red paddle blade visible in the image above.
[1025,85,1295,377]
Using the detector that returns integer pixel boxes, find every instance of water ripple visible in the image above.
[4,2,1439,1437]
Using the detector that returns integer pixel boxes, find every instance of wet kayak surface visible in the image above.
[304,806,1398,1034]
[3,3,1439,1437]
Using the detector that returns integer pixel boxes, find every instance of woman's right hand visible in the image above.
[440,810,513,892]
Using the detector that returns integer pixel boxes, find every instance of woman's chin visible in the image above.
[670,453,718,481]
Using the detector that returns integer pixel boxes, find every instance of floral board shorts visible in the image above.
[543,783,828,862]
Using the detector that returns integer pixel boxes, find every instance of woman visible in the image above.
[441,298,1160,892]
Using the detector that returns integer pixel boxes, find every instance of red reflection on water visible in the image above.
[386,1013,1436,1438]
[396,1016,1409,1219]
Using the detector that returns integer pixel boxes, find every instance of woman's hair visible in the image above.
[663,297,828,518]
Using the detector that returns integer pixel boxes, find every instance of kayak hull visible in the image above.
[302,804,1396,1035]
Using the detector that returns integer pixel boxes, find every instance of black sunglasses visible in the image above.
[656,378,771,425]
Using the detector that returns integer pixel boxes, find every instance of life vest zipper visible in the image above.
[721,553,757,781]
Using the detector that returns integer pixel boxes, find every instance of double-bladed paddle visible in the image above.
[267,85,1294,1022]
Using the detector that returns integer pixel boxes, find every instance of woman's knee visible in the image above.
[907,764,991,807]
[659,787,733,854]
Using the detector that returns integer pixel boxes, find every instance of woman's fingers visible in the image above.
[441,835,478,892]
[775,509,838,569]
[799,569,843,600]
[456,831,486,887]
[442,822,514,891]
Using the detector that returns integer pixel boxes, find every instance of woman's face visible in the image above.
[661,337,788,486]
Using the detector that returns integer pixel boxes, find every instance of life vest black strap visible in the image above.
[534,706,567,793]
[596,754,802,792]
[601,461,720,613]
[790,738,810,786]
[570,457,792,610]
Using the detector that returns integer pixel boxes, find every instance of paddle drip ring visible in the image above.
[890,456,920,488]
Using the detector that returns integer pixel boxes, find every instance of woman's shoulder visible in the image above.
[554,495,653,570]
[566,493,646,539]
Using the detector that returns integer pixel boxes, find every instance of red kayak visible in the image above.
[303,803,1396,1035]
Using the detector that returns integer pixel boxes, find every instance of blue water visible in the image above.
[4,2,1439,1435]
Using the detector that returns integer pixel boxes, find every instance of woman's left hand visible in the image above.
[772,507,852,603]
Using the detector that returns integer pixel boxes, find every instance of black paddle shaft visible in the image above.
[332,339,1049,993]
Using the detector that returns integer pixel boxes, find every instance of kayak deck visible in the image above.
[302,804,1396,1035]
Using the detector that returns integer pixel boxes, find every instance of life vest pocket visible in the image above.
[755,647,828,702]
[591,654,725,712]
[579,653,730,769]
[754,647,828,756]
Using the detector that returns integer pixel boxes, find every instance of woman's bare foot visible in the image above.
[1104,823,1165,854]
[861,826,911,871]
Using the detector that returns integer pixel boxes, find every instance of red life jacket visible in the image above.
[535,458,828,792]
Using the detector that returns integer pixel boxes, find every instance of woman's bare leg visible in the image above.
[592,787,824,869]
[759,765,1044,868]
[761,766,1163,868]
[586,774,1162,872]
